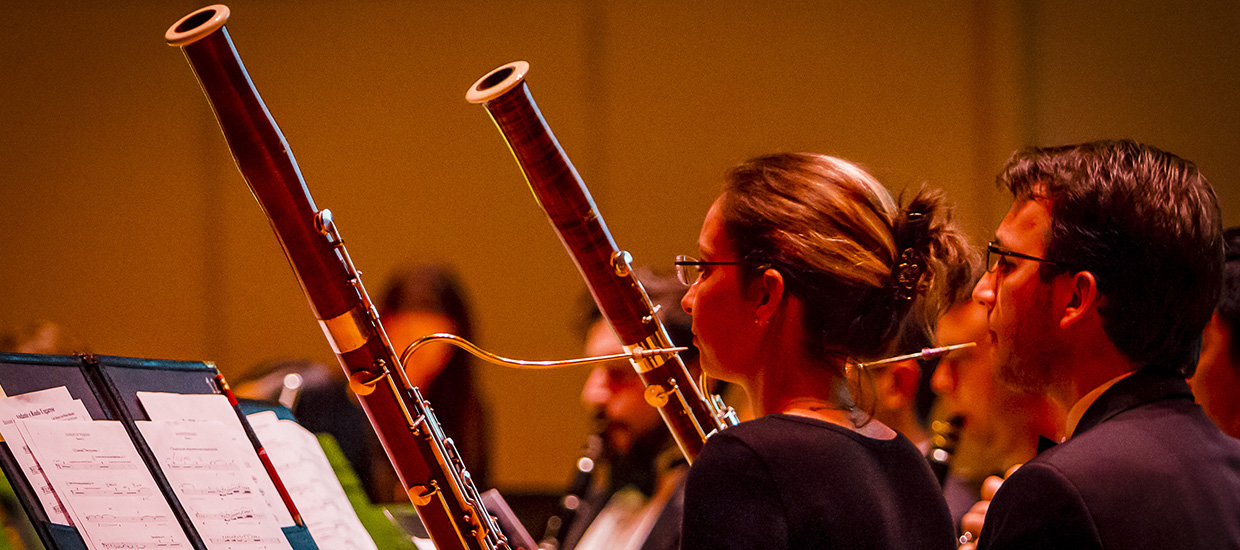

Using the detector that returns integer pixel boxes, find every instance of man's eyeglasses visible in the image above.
[673,255,759,286]
[986,241,1064,273]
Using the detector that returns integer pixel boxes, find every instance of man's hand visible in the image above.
[958,464,1020,549]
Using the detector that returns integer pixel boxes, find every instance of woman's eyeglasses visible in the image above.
[673,255,758,286]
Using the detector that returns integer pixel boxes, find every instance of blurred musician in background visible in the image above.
[553,269,701,550]
[928,270,1065,528]
[379,264,492,497]
[962,140,1240,549]
[0,319,83,355]
[678,152,969,549]
[234,263,492,504]
[854,327,936,453]
[1191,226,1240,439]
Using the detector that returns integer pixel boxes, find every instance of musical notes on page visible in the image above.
[137,392,294,527]
[97,537,190,549]
[53,458,142,471]
[178,483,253,498]
[20,419,193,550]
[0,386,92,525]
[84,513,169,523]
[247,411,379,550]
[70,483,153,497]
[137,420,293,550]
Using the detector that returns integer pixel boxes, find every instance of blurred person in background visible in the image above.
[235,263,492,503]
[377,263,492,498]
[0,320,83,355]
[929,270,1065,528]
[1191,226,1240,439]
[552,268,720,550]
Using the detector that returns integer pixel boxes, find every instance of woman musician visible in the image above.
[676,152,969,549]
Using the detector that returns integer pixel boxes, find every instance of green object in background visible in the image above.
[315,435,420,550]
[0,469,43,550]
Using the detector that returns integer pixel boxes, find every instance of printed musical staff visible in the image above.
[0,386,92,525]
[247,411,379,550]
[137,392,294,527]
[137,420,292,550]
[20,419,193,550]
[68,482,154,497]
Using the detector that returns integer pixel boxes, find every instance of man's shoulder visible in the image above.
[980,400,1240,549]
[980,460,1101,550]
[1039,396,1240,476]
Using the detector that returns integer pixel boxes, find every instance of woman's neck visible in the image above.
[780,395,860,428]
[750,355,896,439]
[752,355,853,417]
[739,300,891,437]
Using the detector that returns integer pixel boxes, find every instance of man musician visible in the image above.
[551,269,723,550]
[963,140,1240,549]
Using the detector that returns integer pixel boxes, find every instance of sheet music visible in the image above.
[136,392,295,526]
[247,411,379,550]
[20,419,193,550]
[0,386,91,525]
[137,421,294,550]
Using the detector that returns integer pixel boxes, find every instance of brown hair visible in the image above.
[999,140,1222,374]
[718,152,974,363]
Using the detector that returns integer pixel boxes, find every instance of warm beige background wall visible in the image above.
[3,0,1237,491]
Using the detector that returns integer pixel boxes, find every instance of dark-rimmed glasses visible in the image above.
[986,241,1063,273]
[673,255,756,286]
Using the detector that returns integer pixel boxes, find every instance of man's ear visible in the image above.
[1060,270,1100,329]
[879,360,921,409]
[753,267,786,324]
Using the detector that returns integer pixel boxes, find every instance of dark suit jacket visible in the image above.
[977,369,1240,549]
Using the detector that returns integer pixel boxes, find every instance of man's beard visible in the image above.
[995,331,1063,395]
[994,291,1064,394]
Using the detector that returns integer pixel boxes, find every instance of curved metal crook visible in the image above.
[400,333,688,372]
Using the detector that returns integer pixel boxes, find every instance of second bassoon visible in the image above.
[466,62,737,463]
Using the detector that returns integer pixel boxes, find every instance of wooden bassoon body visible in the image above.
[167,6,512,549]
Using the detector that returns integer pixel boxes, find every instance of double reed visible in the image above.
[166,6,510,549]
[467,62,738,462]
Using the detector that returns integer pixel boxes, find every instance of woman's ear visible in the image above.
[753,267,786,324]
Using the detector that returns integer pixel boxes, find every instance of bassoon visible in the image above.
[166,6,512,549]
[466,62,738,462]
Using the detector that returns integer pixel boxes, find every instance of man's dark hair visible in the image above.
[1217,227,1240,363]
[999,139,1223,375]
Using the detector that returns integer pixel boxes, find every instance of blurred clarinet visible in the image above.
[539,431,604,550]
[466,61,738,463]
[927,414,965,486]
[166,5,518,549]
